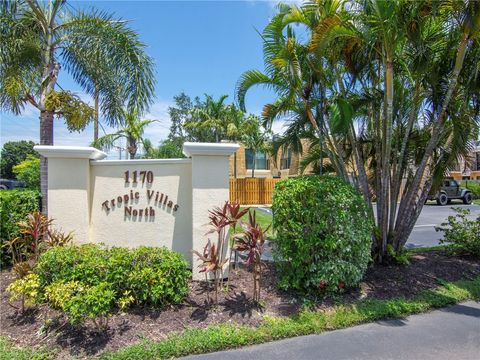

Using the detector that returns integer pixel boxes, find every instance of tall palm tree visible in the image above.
[241,116,270,178]
[0,0,155,213]
[238,0,480,261]
[184,94,230,143]
[92,109,156,159]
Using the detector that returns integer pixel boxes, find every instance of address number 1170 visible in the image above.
[124,170,154,184]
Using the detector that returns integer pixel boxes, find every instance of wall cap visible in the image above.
[91,158,192,166]
[182,142,239,157]
[34,145,107,160]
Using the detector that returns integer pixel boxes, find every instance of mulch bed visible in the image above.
[1,250,479,359]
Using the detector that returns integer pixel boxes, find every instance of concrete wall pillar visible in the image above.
[183,142,239,279]
[34,146,107,244]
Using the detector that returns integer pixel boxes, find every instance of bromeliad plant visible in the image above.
[234,210,270,302]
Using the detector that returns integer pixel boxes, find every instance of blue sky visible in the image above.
[1,0,297,151]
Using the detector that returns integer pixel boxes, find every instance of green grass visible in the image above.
[240,207,273,233]
[97,276,480,360]
[405,245,449,254]
[0,337,55,360]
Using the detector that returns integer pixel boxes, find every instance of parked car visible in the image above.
[0,179,26,190]
[427,179,473,205]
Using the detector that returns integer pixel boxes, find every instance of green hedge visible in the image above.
[272,176,373,294]
[0,189,41,267]
[35,244,191,311]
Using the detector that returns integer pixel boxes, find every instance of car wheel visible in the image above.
[437,193,448,206]
[463,192,473,205]
[0,185,8,190]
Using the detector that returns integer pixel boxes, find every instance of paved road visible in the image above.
[182,301,480,360]
[407,203,479,248]
[259,203,480,250]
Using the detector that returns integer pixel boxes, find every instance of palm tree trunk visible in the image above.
[393,33,470,250]
[379,57,394,260]
[94,90,99,141]
[40,110,54,214]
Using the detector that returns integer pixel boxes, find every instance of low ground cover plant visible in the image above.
[6,239,190,328]
[436,208,480,257]
[31,244,190,326]
[0,189,40,266]
[272,176,373,294]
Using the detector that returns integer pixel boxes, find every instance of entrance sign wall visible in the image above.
[34,142,239,279]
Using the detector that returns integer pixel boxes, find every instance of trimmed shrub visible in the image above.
[35,244,191,310]
[436,208,480,257]
[0,189,41,266]
[272,176,373,294]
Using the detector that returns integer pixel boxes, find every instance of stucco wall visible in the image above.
[89,159,193,262]
[35,143,239,280]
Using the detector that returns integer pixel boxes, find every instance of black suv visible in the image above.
[427,179,473,205]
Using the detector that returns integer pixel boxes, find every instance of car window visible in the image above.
[450,180,458,187]
[444,180,450,187]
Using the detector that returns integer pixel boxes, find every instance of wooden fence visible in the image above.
[229,178,282,205]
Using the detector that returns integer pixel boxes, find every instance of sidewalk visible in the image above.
[182,301,480,360]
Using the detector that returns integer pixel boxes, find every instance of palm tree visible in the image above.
[241,116,270,178]
[238,0,480,261]
[184,94,230,143]
[0,0,155,213]
[92,109,156,159]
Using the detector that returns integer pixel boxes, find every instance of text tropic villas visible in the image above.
[101,170,179,219]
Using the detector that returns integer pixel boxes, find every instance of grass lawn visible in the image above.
[240,207,273,233]
[0,337,55,360]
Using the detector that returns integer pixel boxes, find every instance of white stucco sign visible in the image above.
[34,142,239,279]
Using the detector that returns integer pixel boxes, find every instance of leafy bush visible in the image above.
[462,181,480,200]
[35,244,190,317]
[0,140,38,179]
[436,208,480,257]
[272,176,373,294]
[6,273,40,312]
[12,155,40,190]
[45,280,115,327]
[0,189,41,266]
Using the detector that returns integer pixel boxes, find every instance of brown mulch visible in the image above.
[0,250,479,359]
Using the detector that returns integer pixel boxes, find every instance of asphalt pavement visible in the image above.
[182,301,480,360]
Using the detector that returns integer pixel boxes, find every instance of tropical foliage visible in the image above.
[237,0,480,261]
[31,245,190,326]
[92,109,156,159]
[0,0,155,212]
[142,139,185,159]
[0,140,38,179]
[12,155,40,190]
[436,208,480,257]
[0,189,40,266]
